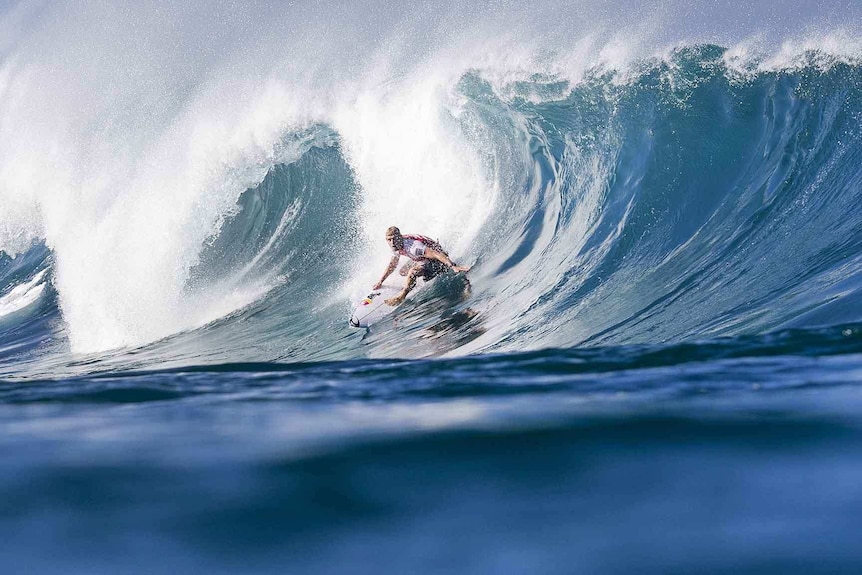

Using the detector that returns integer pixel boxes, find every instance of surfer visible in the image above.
[374,226,471,306]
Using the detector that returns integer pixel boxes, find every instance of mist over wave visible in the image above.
[0,0,860,373]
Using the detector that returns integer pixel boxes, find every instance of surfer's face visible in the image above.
[386,232,402,250]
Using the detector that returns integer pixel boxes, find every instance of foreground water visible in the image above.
[1,324,861,573]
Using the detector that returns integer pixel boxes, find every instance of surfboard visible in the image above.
[349,284,404,328]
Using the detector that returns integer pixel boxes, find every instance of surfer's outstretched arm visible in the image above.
[374,255,400,289]
[425,248,471,273]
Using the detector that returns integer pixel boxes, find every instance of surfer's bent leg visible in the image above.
[401,266,422,297]
[386,265,423,306]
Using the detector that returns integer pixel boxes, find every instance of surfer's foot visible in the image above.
[385,295,405,306]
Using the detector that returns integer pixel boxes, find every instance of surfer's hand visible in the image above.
[452,265,471,273]
[373,281,383,290]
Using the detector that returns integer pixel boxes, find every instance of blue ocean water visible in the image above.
[2,1,862,572]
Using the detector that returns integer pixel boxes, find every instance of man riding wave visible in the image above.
[374,226,471,306]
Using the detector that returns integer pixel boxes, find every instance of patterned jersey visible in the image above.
[395,234,444,261]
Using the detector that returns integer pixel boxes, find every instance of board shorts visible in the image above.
[419,259,448,281]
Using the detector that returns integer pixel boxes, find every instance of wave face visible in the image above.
[470,48,862,352]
